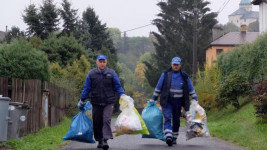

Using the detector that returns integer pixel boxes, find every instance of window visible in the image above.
[216,49,223,55]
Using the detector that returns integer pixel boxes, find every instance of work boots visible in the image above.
[102,139,109,150]
[97,140,103,148]
[166,137,173,147]
[172,138,177,144]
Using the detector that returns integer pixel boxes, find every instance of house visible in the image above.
[229,0,259,27]
[206,25,259,67]
[0,31,6,41]
[252,0,267,33]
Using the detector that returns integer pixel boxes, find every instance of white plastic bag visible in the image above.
[186,101,210,140]
[114,95,142,134]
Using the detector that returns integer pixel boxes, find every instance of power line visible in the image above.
[109,0,232,37]
[199,0,232,32]
[108,23,153,37]
[217,0,232,13]
[122,23,153,33]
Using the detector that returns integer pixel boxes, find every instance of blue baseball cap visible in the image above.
[97,54,107,60]
[172,57,181,65]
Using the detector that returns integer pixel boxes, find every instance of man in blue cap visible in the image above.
[80,54,125,150]
[151,56,198,146]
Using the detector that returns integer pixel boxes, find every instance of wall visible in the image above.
[206,46,234,67]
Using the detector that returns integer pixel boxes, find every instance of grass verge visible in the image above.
[0,116,71,150]
[207,97,267,150]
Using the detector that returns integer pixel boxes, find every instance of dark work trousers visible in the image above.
[92,103,114,141]
[162,97,182,139]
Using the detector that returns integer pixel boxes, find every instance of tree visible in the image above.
[50,55,91,116]
[248,20,259,32]
[39,0,60,39]
[222,22,240,34]
[144,0,217,87]
[40,34,88,66]
[218,72,251,109]
[2,26,25,43]
[81,7,115,54]
[59,0,78,35]
[23,4,43,37]
[0,38,50,81]
[107,28,122,49]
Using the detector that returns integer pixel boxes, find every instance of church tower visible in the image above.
[239,0,252,11]
[228,0,258,27]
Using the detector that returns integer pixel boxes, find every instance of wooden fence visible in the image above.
[0,77,73,135]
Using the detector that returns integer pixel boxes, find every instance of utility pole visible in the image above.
[192,0,198,85]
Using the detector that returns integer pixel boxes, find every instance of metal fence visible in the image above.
[0,77,73,135]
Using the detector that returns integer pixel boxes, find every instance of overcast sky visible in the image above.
[0,0,259,37]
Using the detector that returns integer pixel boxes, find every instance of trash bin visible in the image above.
[7,102,30,140]
[0,96,10,142]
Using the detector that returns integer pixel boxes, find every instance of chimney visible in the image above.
[241,24,247,33]
[212,25,223,41]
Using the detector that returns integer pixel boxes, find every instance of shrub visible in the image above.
[254,93,267,123]
[0,38,50,81]
[195,65,221,111]
[218,72,252,109]
[40,34,88,67]
[253,80,267,123]
[50,55,91,117]
[217,33,267,82]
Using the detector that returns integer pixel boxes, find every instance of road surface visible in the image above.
[59,119,247,150]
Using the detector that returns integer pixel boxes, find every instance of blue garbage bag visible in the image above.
[63,101,95,143]
[141,100,165,141]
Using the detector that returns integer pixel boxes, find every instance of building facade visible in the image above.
[229,0,259,27]
[252,0,267,33]
[206,25,259,67]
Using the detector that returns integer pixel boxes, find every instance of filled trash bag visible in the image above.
[141,100,165,141]
[63,101,95,143]
[185,101,210,140]
[114,95,149,136]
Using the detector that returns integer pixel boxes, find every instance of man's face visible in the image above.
[96,59,107,70]
[171,63,181,72]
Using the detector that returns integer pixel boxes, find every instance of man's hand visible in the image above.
[80,99,85,104]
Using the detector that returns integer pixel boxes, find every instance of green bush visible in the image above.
[195,65,221,111]
[253,80,267,123]
[218,72,252,109]
[0,38,50,81]
[40,34,88,67]
[50,55,91,117]
[217,33,267,82]
[254,93,267,123]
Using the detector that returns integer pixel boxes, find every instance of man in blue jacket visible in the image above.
[80,54,125,150]
[151,56,198,146]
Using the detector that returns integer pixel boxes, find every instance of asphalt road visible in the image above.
[59,119,247,150]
